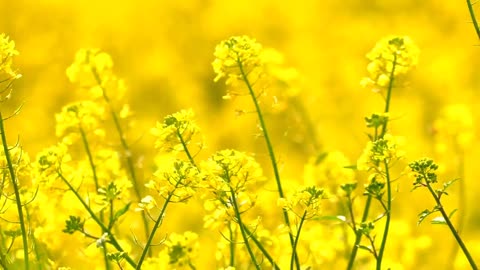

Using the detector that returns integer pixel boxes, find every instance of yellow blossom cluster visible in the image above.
[357,134,405,172]
[360,36,419,90]
[0,33,19,78]
[150,108,203,154]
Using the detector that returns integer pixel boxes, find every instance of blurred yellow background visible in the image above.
[1,0,480,269]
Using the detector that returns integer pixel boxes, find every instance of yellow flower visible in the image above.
[164,231,199,268]
[151,109,203,154]
[135,195,157,211]
[55,100,105,140]
[147,159,200,203]
[357,134,405,171]
[34,143,71,186]
[212,35,263,83]
[66,48,113,86]
[201,149,265,194]
[361,36,419,91]
[0,33,19,77]
[280,186,326,219]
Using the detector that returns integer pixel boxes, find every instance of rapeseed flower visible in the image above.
[361,36,419,91]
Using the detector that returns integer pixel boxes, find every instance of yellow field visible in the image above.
[0,1,479,269]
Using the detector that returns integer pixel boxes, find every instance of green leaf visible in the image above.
[4,229,22,238]
[344,165,358,170]
[417,209,431,225]
[357,245,374,255]
[314,215,346,223]
[107,252,126,262]
[431,216,447,225]
[449,209,458,219]
[113,202,131,222]
[314,152,328,165]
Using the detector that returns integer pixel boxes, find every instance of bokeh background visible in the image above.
[1,0,480,269]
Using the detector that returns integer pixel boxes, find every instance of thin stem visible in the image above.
[290,211,307,270]
[347,54,397,270]
[467,0,480,39]
[425,182,478,269]
[380,54,397,137]
[135,186,178,269]
[57,172,137,268]
[376,161,392,270]
[78,125,100,191]
[229,189,260,270]
[176,129,197,167]
[237,59,300,269]
[79,122,110,270]
[24,206,43,269]
[243,226,280,269]
[0,112,29,270]
[346,196,372,270]
[91,68,151,255]
[228,222,235,267]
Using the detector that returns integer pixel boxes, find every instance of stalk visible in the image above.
[237,59,300,269]
[0,112,29,270]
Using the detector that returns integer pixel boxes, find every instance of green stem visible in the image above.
[136,186,178,269]
[376,161,392,270]
[425,182,478,269]
[79,123,111,270]
[242,226,280,269]
[0,112,29,270]
[347,54,397,270]
[229,222,236,267]
[25,206,43,269]
[229,189,260,270]
[176,129,197,167]
[57,172,137,268]
[346,195,372,270]
[290,211,307,270]
[467,0,480,39]
[78,125,100,191]
[237,59,300,269]
[91,68,151,256]
[380,54,397,137]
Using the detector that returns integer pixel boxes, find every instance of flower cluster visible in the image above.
[201,149,265,229]
[278,185,326,219]
[164,231,199,268]
[34,143,71,186]
[212,35,263,86]
[66,48,127,100]
[151,109,203,154]
[357,134,405,172]
[66,48,113,86]
[0,33,21,101]
[145,159,200,203]
[360,36,419,90]
[55,101,106,141]
[408,158,439,186]
[0,33,19,78]
[212,35,302,110]
[201,149,264,194]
